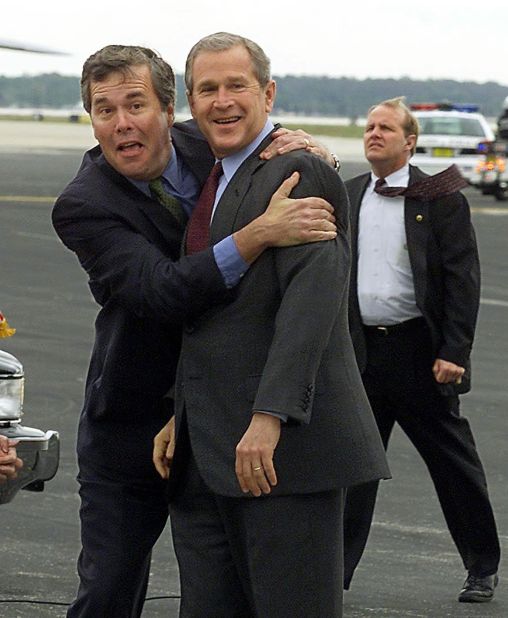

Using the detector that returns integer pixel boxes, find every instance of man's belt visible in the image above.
[362,317,425,336]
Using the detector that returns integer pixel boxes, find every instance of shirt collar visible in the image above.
[127,140,179,195]
[370,164,410,190]
[220,119,275,182]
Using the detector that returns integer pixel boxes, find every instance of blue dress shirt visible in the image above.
[130,147,248,288]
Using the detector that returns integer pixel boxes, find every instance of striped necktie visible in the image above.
[148,177,186,226]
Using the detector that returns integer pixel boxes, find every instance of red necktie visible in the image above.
[374,165,468,200]
[186,162,223,255]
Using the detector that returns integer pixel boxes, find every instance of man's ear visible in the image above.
[406,134,417,152]
[264,80,276,114]
[165,105,174,127]
[187,91,196,119]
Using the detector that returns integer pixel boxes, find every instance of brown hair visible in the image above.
[81,45,176,113]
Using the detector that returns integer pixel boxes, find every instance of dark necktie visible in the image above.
[148,177,186,227]
[374,165,468,201]
[186,161,223,255]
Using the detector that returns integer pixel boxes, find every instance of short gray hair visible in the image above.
[81,45,176,113]
[185,32,271,93]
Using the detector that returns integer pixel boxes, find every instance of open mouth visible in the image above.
[117,141,144,154]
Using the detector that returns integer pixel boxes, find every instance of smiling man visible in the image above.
[52,44,339,618]
[153,32,389,618]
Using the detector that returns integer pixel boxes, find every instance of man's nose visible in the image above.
[115,109,133,132]
[213,86,234,108]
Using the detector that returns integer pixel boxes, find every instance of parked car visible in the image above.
[0,348,59,504]
[411,103,495,184]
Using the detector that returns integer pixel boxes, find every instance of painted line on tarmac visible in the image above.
[471,206,508,215]
[0,195,56,203]
[481,298,508,308]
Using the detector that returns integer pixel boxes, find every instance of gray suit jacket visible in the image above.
[175,131,390,497]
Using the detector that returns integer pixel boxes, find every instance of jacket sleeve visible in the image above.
[253,156,351,423]
[432,191,480,366]
[52,194,231,326]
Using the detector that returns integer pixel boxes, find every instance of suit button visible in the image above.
[185,323,195,333]
[416,214,424,222]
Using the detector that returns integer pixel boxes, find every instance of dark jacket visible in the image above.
[175,132,390,497]
[52,121,231,477]
[346,164,480,396]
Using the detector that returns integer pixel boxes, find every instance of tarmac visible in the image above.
[0,120,506,617]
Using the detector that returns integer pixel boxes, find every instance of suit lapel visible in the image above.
[348,174,370,259]
[404,165,430,304]
[209,132,274,244]
[93,150,185,244]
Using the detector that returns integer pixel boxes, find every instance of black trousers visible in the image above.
[343,319,500,587]
[67,463,169,618]
[169,449,345,618]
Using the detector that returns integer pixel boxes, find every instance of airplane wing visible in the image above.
[0,38,69,55]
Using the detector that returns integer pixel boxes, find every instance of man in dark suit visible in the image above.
[153,32,389,618]
[343,97,500,603]
[52,45,339,618]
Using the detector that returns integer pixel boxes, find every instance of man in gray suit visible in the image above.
[154,32,389,618]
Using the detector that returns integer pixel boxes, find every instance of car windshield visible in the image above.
[418,116,486,138]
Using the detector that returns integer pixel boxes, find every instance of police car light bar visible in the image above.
[410,103,480,113]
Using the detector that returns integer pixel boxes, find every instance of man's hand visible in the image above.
[233,172,336,263]
[235,412,281,497]
[433,358,465,385]
[262,172,337,246]
[260,128,336,167]
[153,417,175,479]
[0,436,23,483]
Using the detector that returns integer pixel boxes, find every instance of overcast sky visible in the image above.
[2,0,508,87]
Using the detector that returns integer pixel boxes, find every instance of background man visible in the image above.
[496,95,508,140]
[154,32,389,618]
[343,97,500,603]
[52,45,337,618]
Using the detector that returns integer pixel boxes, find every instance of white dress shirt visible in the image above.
[357,165,422,325]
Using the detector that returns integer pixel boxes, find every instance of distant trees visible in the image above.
[1,72,507,117]
[273,75,508,118]
[0,74,81,108]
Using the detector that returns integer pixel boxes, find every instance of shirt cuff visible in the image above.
[213,236,249,288]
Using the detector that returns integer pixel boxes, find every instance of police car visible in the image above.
[411,103,495,184]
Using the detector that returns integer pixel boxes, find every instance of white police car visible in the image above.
[411,103,495,183]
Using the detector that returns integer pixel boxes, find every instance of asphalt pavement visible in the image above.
[0,121,506,617]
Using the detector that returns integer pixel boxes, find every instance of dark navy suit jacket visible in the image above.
[52,121,232,479]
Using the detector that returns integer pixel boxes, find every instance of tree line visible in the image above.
[1,72,507,117]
